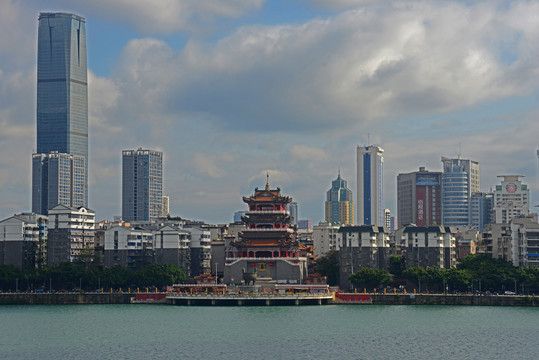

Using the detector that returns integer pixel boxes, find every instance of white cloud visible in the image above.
[34,0,265,34]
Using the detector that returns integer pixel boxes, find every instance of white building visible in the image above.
[0,213,48,269]
[402,225,456,269]
[184,225,212,276]
[493,175,530,224]
[104,226,154,269]
[357,144,384,226]
[510,217,539,268]
[154,225,190,271]
[337,225,390,290]
[312,222,341,257]
[47,205,95,265]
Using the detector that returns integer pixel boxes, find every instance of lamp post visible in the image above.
[15,278,19,292]
[215,263,218,284]
[49,278,52,292]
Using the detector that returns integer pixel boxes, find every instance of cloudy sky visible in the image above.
[1,0,538,224]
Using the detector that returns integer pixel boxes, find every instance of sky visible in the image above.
[1,0,538,224]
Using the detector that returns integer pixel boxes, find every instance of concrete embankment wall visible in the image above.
[0,293,133,305]
[368,294,538,307]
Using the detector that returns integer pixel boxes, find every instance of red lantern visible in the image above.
[269,263,274,267]
[251,263,255,267]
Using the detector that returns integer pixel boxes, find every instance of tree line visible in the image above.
[316,253,539,293]
[0,262,187,292]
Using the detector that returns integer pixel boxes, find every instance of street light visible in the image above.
[15,278,19,292]
[215,263,218,284]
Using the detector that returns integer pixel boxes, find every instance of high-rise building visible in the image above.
[469,192,493,231]
[122,148,163,222]
[32,151,86,215]
[441,156,480,226]
[161,195,170,218]
[287,202,298,225]
[384,209,391,229]
[397,167,442,227]
[492,175,530,223]
[325,173,354,225]
[35,13,88,207]
[357,145,384,226]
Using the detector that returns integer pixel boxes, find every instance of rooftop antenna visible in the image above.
[458,142,462,159]
[368,133,371,145]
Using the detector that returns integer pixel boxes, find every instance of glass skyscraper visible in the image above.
[441,156,480,226]
[357,145,384,226]
[34,12,88,212]
[32,152,86,216]
[325,173,354,225]
[122,149,163,222]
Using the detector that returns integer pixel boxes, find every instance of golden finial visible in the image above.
[265,172,270,190]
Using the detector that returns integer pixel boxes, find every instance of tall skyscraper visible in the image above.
[122,148,163,222]
[397,167,442,227]
[32,152,86,216]
[441,156,480,226]
[325,173,354,225]
[357,144,384,226]
[34,13,88,211]
[469,192,493,231]
[287,202,298,225]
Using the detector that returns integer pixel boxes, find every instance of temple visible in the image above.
[224,175,308,285]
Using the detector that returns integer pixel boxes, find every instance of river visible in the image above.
[1,304,538,359]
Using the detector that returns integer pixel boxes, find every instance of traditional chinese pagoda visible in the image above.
[224,175,308,285]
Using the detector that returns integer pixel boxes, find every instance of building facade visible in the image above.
[492,175,530,224]
[469,192,494,231]
[32,151,85,215]
[441,156,480,226]
[104,226,154,270]
[397,167,442,228]
[510,217,539,268]
[337,225,390,290]
[122,148,163,222]
[402,225,456,269]
[325,173,354,225]
[0,213,48,270]
[36,13,88,207]
[312,222,341,257]
[357,145,384,226]
[47,205,95,265]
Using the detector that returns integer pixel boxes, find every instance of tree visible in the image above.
[389,255,404,277]
[315,251,339,286]
[349,268,392,290]
[457,255,520,291]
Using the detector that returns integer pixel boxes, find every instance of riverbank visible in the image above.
[1,292,538,306]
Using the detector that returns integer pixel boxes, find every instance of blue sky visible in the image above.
[0,0,538,224]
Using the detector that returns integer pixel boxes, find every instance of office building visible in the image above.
[357,145,384,226]
[397,167,442,227]
[441,156,480,226]
[32,151,85,215]
[122,148,163,222]
[287,202,298,225]
[325,173,354,225]
[36,13,88,207]
[469,192,493,231]
[492,175,530,224]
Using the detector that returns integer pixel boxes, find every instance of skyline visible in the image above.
[1,0,539,224]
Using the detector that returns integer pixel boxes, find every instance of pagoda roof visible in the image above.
[242,174,292,203]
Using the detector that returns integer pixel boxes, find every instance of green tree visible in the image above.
[315,251,339,286]
[457,255,519,291]
[389,255,403,277]
[349,268,392,290]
